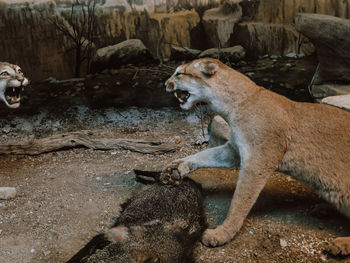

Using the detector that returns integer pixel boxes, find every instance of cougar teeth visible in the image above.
[173,91,184,103]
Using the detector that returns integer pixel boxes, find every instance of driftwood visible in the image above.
[0,131,175,155]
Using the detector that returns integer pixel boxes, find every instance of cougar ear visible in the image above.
[199,60,219,76]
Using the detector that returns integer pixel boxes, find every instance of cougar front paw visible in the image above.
[160,159,191,185]
[201,225,235,247]
[326,237,350,256]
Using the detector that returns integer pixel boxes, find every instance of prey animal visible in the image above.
[67,177,206,263]
[161,58,350,255]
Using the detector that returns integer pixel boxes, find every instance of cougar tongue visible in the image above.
[174,90,189,103]
[5,86,22,105]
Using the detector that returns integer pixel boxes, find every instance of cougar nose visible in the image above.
[22,78,29,86]
[165,79,175,92]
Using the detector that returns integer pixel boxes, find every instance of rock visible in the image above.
[208,115,230,148]
[295,14,350,83]
[0,187,17,200]
[241,0,350,24]
[91,39,153,72]
[148,10,200,60]
[202,2,242,48]
[321,94,350,112]
[170,46,201,61]
[198,45,245,62]
[311,84,350,100]
[280,239,288,248]
[233,22,314,58]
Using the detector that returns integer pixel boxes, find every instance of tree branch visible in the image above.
[0,131,176,155]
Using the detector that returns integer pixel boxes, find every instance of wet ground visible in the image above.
[1,56,349,263]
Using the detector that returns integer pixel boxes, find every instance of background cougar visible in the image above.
[0,62,29,108]
[162,58,350,255]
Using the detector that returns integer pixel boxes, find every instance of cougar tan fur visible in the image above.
[0,62,29,108]
[162,58,350,254]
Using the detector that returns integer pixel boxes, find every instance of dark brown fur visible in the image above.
[67,179,206,263]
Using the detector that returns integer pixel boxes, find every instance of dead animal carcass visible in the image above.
[67,178,206,263]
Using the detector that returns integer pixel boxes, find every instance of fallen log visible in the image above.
[0,131,175,155]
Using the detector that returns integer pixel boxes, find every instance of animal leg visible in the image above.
[202,157,279,247]
[161,142,238,184]
[326,237,350,256]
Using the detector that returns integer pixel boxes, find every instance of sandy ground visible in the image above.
[0,106,349,263]
[0,57,349,263]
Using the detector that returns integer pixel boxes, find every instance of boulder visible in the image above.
[198,45,245,62]
[311,84,350,100]
[91,39,153,72]
[0,187,17,200]
[202,1,242,48]
[321,94,350,112]
[295,13,350,100]
[233,22,314,58]
[295,14,350,84]
[170,46,201,61]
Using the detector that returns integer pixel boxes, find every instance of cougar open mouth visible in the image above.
[174,89,190,104]
[4,86,24,107]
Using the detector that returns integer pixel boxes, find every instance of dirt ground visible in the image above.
[0,58,349,263]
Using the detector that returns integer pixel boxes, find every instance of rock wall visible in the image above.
[236,0,350,57]
[0,1,202,80]
[0,0,349,80]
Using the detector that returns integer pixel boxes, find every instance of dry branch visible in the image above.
[0,131,175,155]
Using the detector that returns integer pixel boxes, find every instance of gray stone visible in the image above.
[321,94,350,112]
[170,46,201,61]
[198,45,245,62]
[233,22,314,58]
[311,84,350,100]
[0,187,17,200]
[295,14,350,83]
[91,39,153,72]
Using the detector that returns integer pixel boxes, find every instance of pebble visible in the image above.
[0,187,17,200]
[280,238,288,248]
[3,125,11,133]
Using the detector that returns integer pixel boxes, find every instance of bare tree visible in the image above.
[39,0,98,77]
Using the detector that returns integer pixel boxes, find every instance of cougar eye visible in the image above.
[17,69,22,74]
[0,71,9,76]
